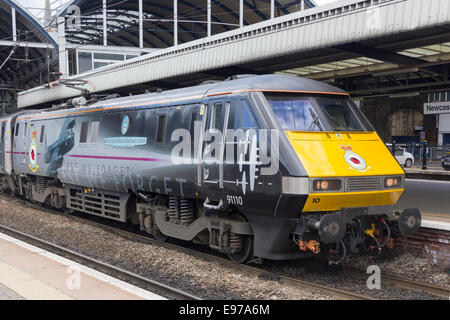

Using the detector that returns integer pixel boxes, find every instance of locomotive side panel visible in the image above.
[199,94,285,217]
[53,105,201,199]
[13,116,71,178]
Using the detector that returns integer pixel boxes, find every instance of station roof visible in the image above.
[0,0,58,105]
[59,0,316,48]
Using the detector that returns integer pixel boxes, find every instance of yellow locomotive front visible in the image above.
[265,92,421,263]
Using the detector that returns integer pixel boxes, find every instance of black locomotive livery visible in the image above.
[0,75,421,264]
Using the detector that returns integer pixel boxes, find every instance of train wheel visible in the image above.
[227,213,253,264]
[63,208,74,215]
[153,227,168,242]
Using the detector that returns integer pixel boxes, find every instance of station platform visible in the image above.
[405,168,450,181]
[0,232,166,300]
[421,213,450,231]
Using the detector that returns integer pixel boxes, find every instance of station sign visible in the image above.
[424,101,450,115]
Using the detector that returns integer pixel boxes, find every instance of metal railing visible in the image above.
[391,143,449,169]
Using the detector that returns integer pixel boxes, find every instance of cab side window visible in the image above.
[90,121,100,143]
[15,123,20,137]
[0,124,4,143]
[80,121,89,143]
[211,103,224,130]
[80,120,100,144]
[234,100,257,129]
[156,115,166,144]
[40,125,45,143]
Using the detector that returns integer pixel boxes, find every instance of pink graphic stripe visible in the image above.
[68,154,163,162]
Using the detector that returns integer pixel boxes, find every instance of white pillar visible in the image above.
[271,0,275,19]
[207,0,211,37]
[301,0,305,11]
[139,0,143,48]
[239,0,243,27]
[174,0,178,46]
[57,17,69,77]
[103,0,107,46]
[11,8,17,42]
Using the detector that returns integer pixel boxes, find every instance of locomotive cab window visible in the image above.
[266,96,323,131]
[0,124,4,142]
[235,100,257,129]
[265,94,373,132]
[15,123,20,136]
[315,97,368,132]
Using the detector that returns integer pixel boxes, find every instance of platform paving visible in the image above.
[0,232,166,300]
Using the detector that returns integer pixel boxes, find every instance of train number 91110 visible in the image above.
[226,195,243,206]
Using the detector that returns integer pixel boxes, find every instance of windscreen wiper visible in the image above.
[308,109,323,131]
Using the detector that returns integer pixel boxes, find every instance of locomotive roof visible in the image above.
[17,75,349,121]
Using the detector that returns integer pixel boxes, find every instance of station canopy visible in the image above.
[0,0,58,107]
[59,0,316,48]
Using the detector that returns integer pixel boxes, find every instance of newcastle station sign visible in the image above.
[424,102,450,115]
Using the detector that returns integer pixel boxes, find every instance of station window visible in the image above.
[40,126,45,143]
[156,115,166,143]
[93,53,125,61]
[78,52,93,74]
[77,51,141,74]
[80,122,89,143]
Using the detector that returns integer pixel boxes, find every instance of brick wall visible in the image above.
[394,228,450,271]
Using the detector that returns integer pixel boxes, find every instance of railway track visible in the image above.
[348,267,450,299]
[9,199,374,300]
[0,223,201,301]
[5,197,450,300]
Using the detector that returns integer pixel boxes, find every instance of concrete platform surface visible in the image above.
[421,213,450,231]
[0,232,166,300]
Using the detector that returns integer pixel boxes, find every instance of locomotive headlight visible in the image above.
[384,176,403,189]
[312,179,342,192]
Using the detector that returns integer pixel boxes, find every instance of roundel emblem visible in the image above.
[121,116,129,135]
[341,145,367,171]
[29,130,39,173]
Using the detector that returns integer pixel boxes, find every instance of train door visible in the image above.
[4,120,13,175]
[21,121,28,165]
[200,99,230,201]
[12,121,20,168]
[223,98,260,197]
[0,122,5,172]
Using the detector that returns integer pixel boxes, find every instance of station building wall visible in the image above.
[360,94,438,145]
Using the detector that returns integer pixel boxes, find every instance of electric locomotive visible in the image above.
[0,75,421,264]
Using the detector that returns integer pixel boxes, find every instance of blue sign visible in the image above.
[104,137,147,148]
